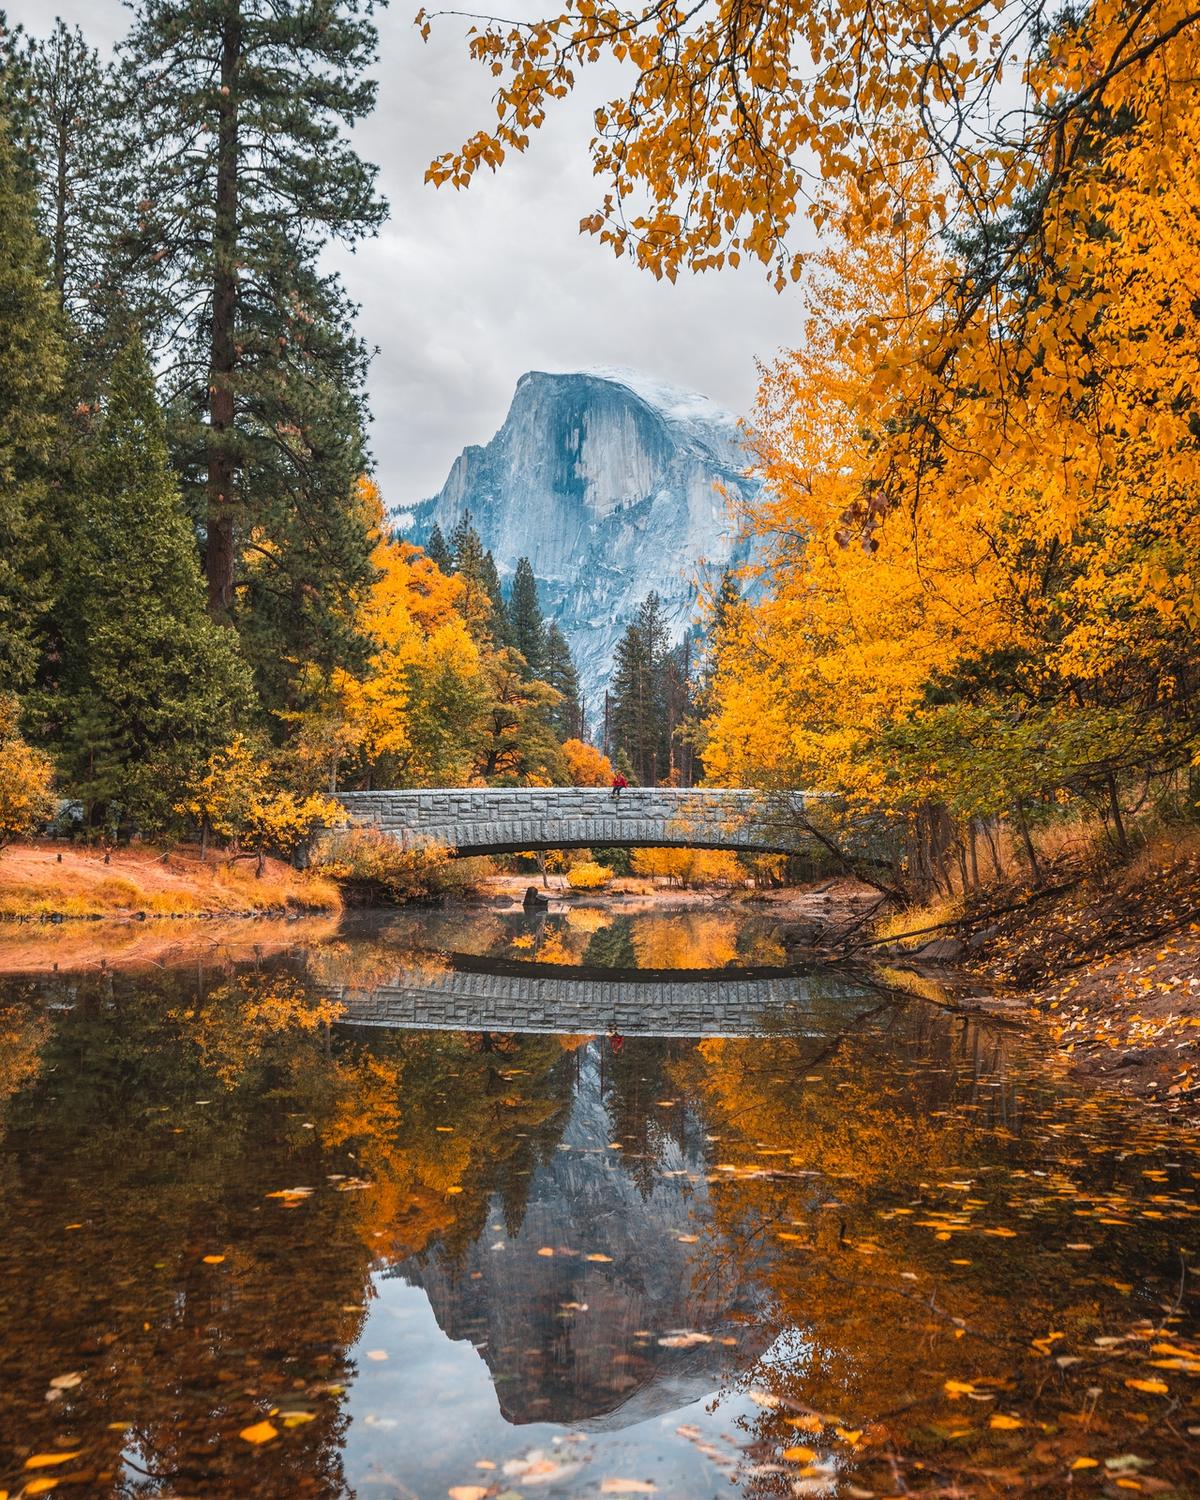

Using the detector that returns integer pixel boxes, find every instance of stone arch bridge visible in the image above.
[333,787,816,858]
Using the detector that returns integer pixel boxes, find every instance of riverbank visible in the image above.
[835,831,1200,1121]
[0,842,342,921]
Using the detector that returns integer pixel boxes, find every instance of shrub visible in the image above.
[0,694,55,854]
[313,827,477,903]
[566,859,614,890]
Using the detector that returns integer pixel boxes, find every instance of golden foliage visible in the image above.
[562,738,614,786]
[630,847,743,886]
[0,693,55,853]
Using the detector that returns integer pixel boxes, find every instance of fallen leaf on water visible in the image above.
[537,1247,555,1257]
[1124,1378,1168,1395]
[787,1415,823,1433]
[239,1421,278,1444]
[501,1450,581,1485]
[365,1350,388,1361]
[984,1226,1018,1238]
[265,1187,313,1200]
[748,1389,781,1409]
[600,1483,657,1495]
[202,1254,225,1265]
[1071,1457,1099,1470]
[25,1454,81,1469]
[657,1332,711,1348]
[48,1373,82,1390]
[281,1412,315,1428]
[782,1445,817,1462]
[26,1482,63,1496]
[835,1427,863,1445]
[944,1380,976,1398]
[585,1253,613,1263]
[675,1234,699,1243]
[990,1414,1023,1430]
[448,1488,489,1500]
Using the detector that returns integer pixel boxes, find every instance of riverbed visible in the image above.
[1,903,1197,1496]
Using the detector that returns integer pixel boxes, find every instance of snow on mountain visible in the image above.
[395,367,760,718]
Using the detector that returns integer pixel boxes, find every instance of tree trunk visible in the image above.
[1014,802,1044,886]
[206,3,242,618]
[1105,771,1130,857]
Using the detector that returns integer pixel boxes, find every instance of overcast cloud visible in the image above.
[6,0,806,507]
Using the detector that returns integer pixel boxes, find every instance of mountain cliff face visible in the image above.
[397,368,759,713]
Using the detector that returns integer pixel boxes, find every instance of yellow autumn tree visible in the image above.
[0,694,55,854]
[704,78,1200,891]
[329,481,485,787]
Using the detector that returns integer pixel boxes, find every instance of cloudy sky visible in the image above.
[7,0,805,507]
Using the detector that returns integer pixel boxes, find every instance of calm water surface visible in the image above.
[1,904,1198,1497]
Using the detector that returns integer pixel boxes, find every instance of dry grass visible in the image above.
[0,842,341,920]
[873,894,964,947]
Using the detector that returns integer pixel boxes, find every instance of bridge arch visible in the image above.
[333,787,813,857]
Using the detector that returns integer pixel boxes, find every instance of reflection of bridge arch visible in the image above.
[331,955,869,1038]
[334,787,814,856]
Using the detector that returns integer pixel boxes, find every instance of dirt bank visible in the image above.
[0,842,341,921]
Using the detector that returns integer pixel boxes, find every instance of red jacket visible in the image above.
[611,774,629,789]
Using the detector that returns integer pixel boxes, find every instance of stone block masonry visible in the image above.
[333,787,814,856]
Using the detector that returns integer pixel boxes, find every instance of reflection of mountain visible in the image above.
[393,1042,771,1427]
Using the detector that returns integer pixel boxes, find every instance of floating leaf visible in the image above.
[25,1453,82,1469]
[600,1483,658,1495]
[239,1421,278,1444]
[1124,1378,1168,1395]
[202,1254,225,1265]
[48,1373,82,1390]
[282,1412,315,1427]
[365,1350,388,1361]
[1071,1458,1099,1470]
[782,1444,817,1462]
[448,1488,489,1500]
[585,1253,613,1263]
[990,1414,1023,1430]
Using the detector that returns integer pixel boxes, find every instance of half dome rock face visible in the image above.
[398,367,760,710]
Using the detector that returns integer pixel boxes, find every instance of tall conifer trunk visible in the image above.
[207,1,241,618]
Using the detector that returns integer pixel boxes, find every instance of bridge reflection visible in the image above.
[331,950,876,1038]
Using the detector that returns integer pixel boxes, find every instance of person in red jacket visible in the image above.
[610,771,629,799]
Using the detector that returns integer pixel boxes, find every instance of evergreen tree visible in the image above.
[610,592,669,783]
[20,22,130,336]
[49,333,251,828]
[544,622,582,738]
[426,522,453,574]
[508,556,547,679]
[121,0,382,699]
[0,102,66,692]
[451,512,509,644]
[481,550,511,646]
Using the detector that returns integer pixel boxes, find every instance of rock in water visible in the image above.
[396,367,760,713]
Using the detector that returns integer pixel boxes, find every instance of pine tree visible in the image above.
[0,101,66,692]
[509,556,547,678]
[50,333,251,829]
[610,592,670,783]
[481,551,511,646]
[19,22,130,336]
[121,0,382,696]
[544,622,582,738]
[451,513,509,644]
[426,522,453,574]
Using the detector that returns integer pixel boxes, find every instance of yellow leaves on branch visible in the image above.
[421,0,1200,291]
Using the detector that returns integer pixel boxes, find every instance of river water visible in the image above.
[0,904,1198,1496]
